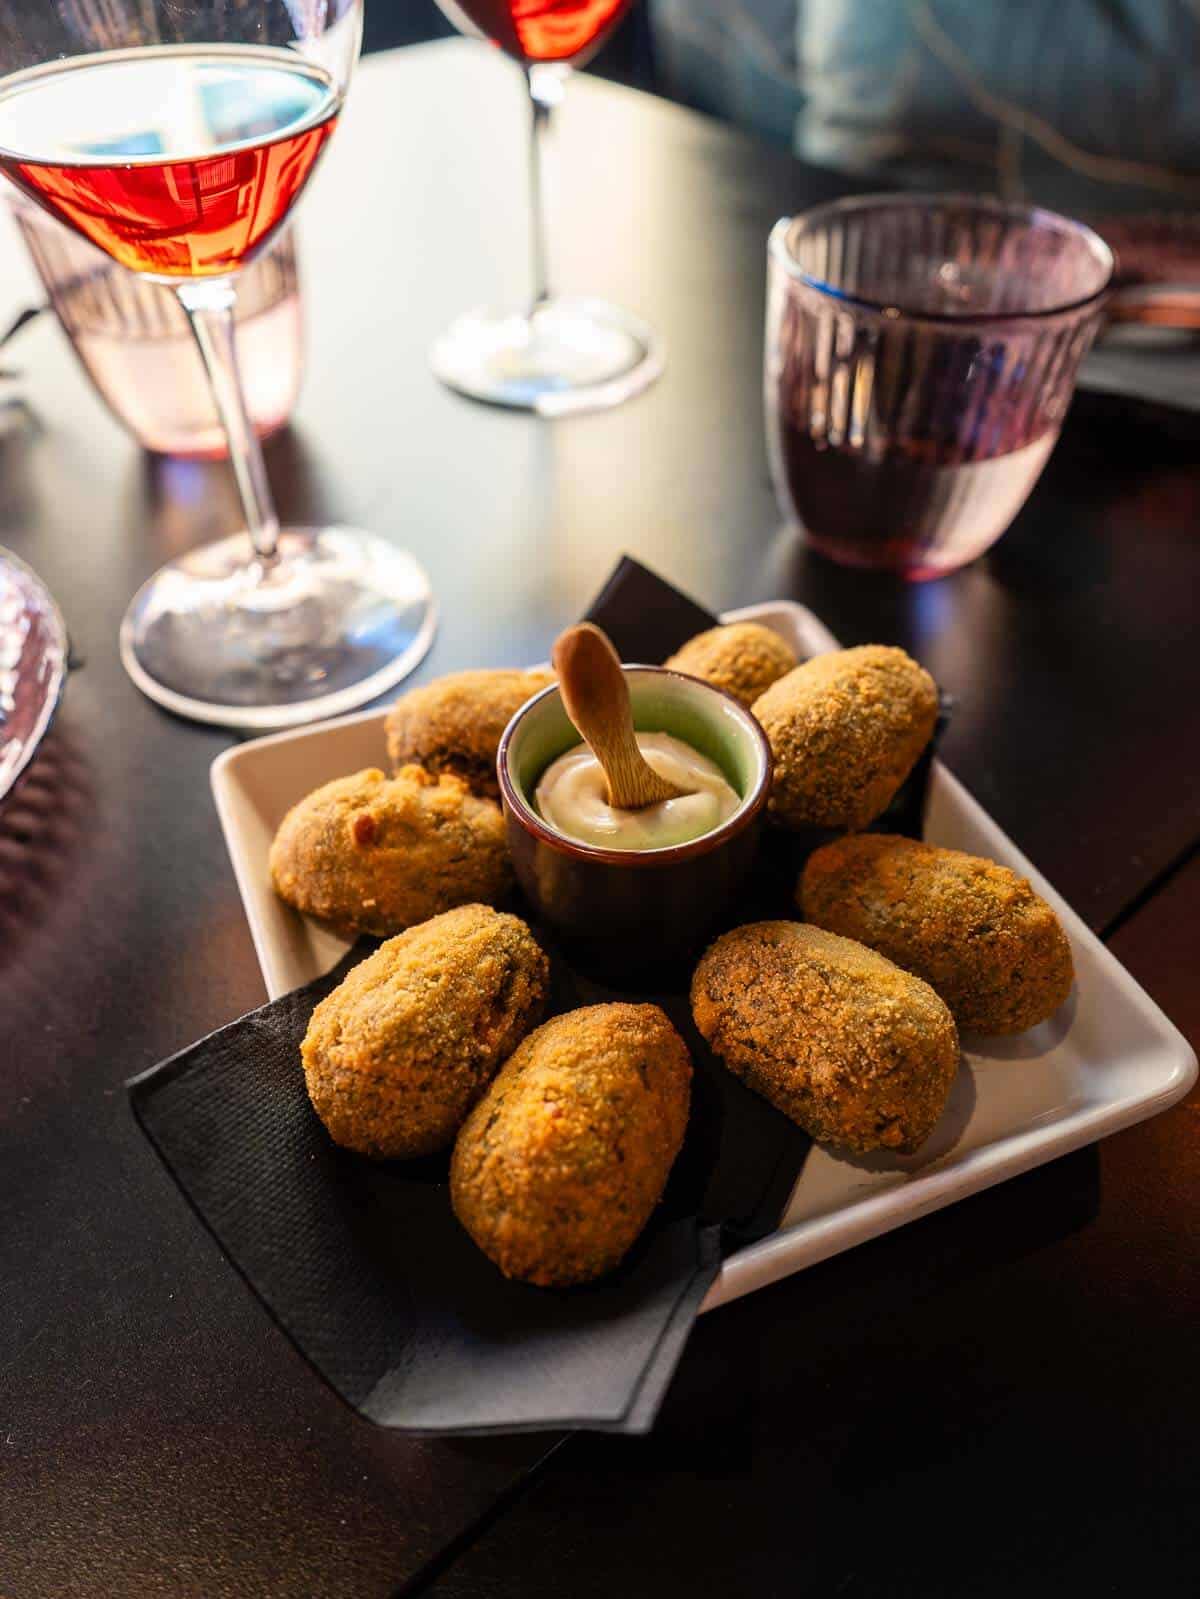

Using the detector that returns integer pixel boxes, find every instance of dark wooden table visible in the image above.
[3,41,1198,1599]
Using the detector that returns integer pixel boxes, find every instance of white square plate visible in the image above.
[211,601,1196,1312]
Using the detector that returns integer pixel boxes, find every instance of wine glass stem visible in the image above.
[526,63,563,315]
[176,278,281,567]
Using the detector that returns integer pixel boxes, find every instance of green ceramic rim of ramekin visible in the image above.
[497,666,773,867]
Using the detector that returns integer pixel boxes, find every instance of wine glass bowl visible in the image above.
[0,47,338,278]
[437,0,631,65]
[429,0,664,415]
[0,1,434,727]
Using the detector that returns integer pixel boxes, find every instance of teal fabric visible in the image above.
[800,0,1200,210]
[650,0,1200,212]
[649,0,806,149]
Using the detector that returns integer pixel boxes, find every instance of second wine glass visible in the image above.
[430,0,663,415]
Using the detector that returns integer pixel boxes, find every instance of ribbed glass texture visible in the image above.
[766,195,1113,579]
[11,199,303,458]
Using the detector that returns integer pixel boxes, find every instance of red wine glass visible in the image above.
[430,0,664,414]
[0,1,435,728]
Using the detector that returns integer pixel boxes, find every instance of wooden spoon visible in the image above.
[551,623,692,810]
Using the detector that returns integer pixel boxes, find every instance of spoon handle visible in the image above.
[551,624,687,810]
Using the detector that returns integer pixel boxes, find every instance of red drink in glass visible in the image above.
[438,0,632,65]
[428,0,661,412]
[0,50,338,278]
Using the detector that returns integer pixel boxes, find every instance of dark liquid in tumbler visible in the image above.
[775,424,1058,579]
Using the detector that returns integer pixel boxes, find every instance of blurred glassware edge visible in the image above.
[0,545,68,808]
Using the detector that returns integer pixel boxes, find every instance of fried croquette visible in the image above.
[691,921,959,1155]
[800,833,1075,1035]
[301,905,549,1159]
[451,1004,692,1287]
[384,669,556,799]
[751,645,938,831]
[665,622,798,708]
[270,766,512,939]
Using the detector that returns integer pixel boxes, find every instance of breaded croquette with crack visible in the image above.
[800,833,1074,1035]
[752,645,937,831]
[270,766,512,938]
[385,669,556,799]
[665,622,798,708]
[451,1004,692,1287]
[691,921,959,1154]
[302,905,549,1158]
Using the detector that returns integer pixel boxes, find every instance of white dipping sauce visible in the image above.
[535,732,740,851]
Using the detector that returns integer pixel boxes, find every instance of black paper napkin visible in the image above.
[128,556,944,1437]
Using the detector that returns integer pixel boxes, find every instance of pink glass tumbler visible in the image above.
[10,196,303,458]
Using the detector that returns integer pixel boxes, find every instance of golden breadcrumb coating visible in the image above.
[665,622,798,708]
[385,669,556,799]
[691,920,958,1155]
[301,905,549,1159]
[800,833,1075,1035]
[269,766,512,939]
[751,645,938,831]
[451,1003,692,1287]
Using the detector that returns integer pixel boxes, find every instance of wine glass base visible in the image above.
[430,296,664,416]
[119,527,436,731]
